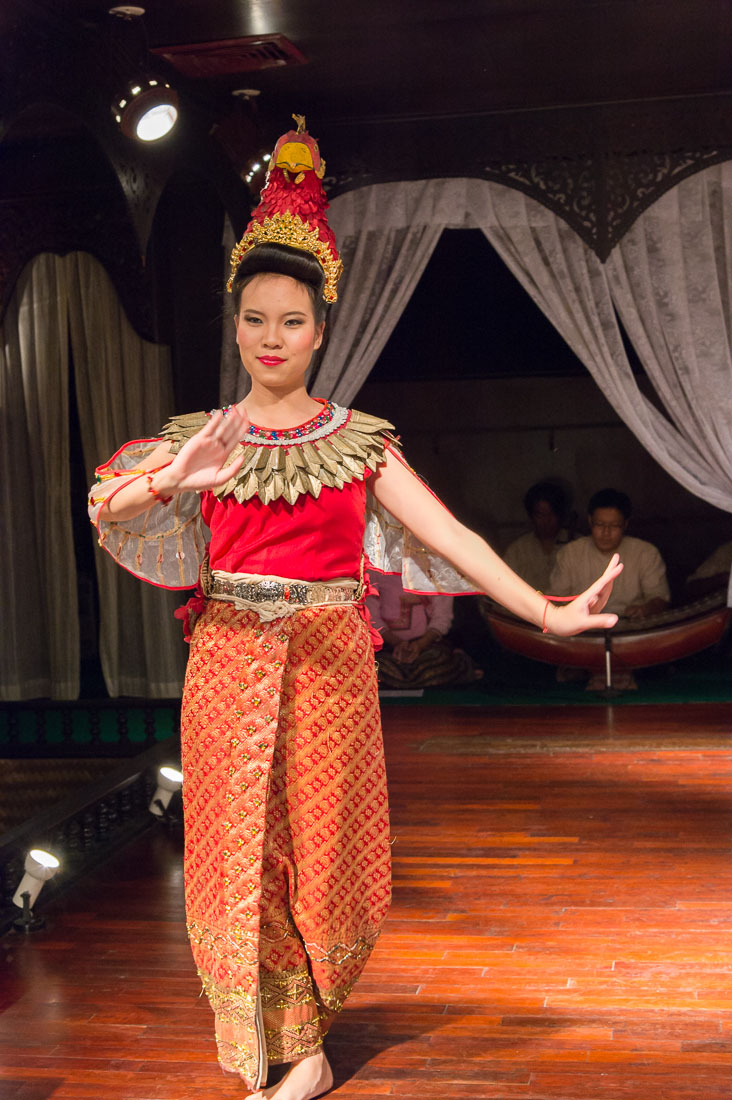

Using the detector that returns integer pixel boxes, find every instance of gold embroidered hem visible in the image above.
[199,969,260,1081]
[161,403,397,505]
[264,1019,325,1066]
[261,964,327,1065]
[181,600,391,1086]
[215,1037,260,1083]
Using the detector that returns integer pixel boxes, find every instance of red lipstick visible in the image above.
[258,356,285,365]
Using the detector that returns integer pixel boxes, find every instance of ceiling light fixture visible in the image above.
[109,4,146,17]
[112,78,179,141]
[109,5,179,142]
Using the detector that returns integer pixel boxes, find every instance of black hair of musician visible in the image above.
[231,243,328,324]
[588,487,632,519]
[523,481,567,520]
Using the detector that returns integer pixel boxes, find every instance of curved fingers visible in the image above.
[164,405,250,493]
[210,451,247,486]
[553,555,623,636]
[581,554,623,607]
[174,409,247,471]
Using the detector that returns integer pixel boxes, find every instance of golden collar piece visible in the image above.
[160,402,396,507]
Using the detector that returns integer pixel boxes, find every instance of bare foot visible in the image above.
[249,1051,333,1100]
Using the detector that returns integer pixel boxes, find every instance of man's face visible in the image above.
[531,500,561,541]
[589,507,627,553]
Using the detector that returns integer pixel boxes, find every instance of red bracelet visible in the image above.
[146,474,173,506]
[538,593,578,634]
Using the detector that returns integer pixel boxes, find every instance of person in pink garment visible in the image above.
[367,572,481,686]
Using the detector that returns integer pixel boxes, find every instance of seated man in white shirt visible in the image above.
[550,488,670,621]
[503,481,572,593]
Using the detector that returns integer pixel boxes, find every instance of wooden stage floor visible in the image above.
[2,702,732,1100]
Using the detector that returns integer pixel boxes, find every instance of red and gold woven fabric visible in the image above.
[181,599,391,1086]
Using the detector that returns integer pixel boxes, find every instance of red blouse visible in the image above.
[200,402,372,581]
[201,476,370,582]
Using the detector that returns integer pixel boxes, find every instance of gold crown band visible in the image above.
[227,211,343,302]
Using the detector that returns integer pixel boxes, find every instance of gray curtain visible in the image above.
[0,254,79,699]
[0,251,187,700]
[68,252,188,696]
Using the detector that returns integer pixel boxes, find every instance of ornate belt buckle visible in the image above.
[256,580,282,602]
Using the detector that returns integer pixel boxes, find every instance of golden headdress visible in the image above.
[227,115,343,302]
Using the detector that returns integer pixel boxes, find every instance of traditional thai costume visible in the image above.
[88,396,472,1088]
[87,116,473,1090]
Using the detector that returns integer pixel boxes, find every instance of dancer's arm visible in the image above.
[97,409,248,521]
[369,448,622,638]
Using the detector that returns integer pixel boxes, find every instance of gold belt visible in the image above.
[202,565,363,621]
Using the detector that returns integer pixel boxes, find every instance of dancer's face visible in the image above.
[234,274,324,394]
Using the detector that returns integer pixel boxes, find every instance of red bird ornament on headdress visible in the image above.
[270,113,325,180]
[228,114,342,301]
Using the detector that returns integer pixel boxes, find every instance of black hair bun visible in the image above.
[232,243,325,296]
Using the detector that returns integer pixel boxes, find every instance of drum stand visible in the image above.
[600,630,623,698]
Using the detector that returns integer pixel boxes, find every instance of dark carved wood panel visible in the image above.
[602,148,732,258]
[323,94,732,260]
[0,189,155,340]
[4,0,732,331]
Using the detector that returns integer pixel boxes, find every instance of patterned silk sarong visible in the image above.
[180,600,391,1087]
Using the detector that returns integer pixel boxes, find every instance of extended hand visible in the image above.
[161,407,250,494]
[548,553,623,637]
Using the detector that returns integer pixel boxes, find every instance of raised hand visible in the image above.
[97,406,253,522]
[548,553,624,637]
[161,406,250,494]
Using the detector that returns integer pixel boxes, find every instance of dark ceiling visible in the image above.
[2,0,732,413]
[4,0,732,347]
[8,0,732,134]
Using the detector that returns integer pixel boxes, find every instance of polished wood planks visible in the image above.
[2,702,732,1099]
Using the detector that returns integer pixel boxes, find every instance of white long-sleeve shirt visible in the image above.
[549,535,669,616]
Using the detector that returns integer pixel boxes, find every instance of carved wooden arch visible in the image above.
[324,137,732,261]
[481,147,732,260]
[0,101,157,339]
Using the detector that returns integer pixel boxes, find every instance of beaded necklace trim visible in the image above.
[160,404,397,507]
[243,401,349,446]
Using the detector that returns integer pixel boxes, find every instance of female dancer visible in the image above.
[89,119,621,1100]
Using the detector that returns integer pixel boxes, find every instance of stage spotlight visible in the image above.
[112,79,179,142]
[13,849,61,932]
[149,765,183,817]
[244,150,271,188]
